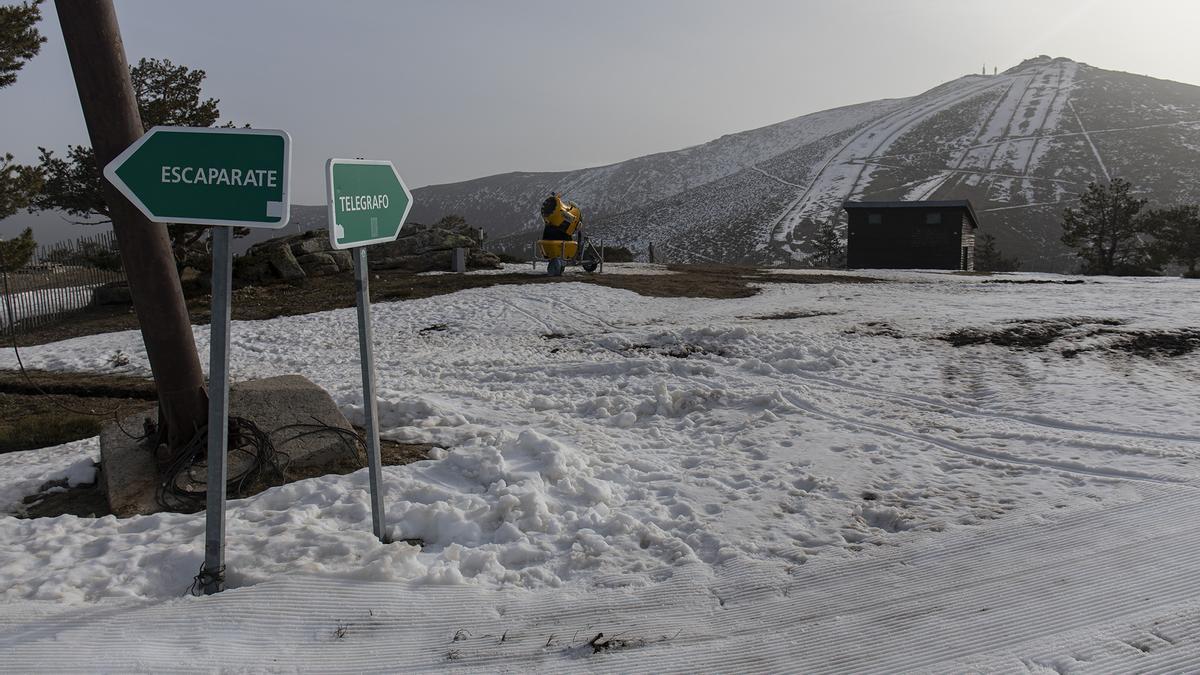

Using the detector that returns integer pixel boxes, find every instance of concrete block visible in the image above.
[99,374,358,517]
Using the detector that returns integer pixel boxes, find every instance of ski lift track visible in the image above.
[766,76,1011,245]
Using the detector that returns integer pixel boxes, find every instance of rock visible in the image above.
[99,375,359,517]
[297,251,340,275]
[469,250,503,270]
[92,282,132,306]
[373,249,453,272]
[178,266,211,297]
[328,250,354,272]
[265,243,305,280]
[290,237,328,257]
[233,220,493,285]
[296,252,340,277]
[233,258,273,285]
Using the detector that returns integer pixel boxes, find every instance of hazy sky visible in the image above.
[3,0,1200,206]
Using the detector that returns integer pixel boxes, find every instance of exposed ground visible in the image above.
[10,265,876,346]
[17,417,433,519]
[0,369,157,454]
[938,318,1200,358]
[938,317,1125,349]
[1,364,432,518]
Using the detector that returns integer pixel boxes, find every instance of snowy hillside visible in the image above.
[410,57,1200,271]
[2,268,1199,669]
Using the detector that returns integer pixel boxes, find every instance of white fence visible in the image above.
[0,231,125,333]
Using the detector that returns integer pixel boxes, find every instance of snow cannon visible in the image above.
[536,193,602,276]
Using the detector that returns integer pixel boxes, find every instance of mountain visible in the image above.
[407,57,1200,271]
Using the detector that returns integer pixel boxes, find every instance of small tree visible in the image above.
[0,0,44,89]
[1143,204,1200,277]
[0,153,42,220]
[974,233,1020,272]
[34,57,245,267]
[811,221,844,268]
[1061,178,1157,275]
[0,227,36,273]
[433,214,468,230]
[0,1,45,218]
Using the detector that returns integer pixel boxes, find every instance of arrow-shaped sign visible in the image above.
[326,158,413,250]
[104,126,292,228]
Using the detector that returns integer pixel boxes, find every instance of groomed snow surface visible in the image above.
[2,267,1199,672]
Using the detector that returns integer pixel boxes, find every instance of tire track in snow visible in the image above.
[540,295,621,333]
[777,389,1184,485]
[493,295,556,334]
[772,369,1200,447]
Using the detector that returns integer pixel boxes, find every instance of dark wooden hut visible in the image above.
[842,200,980,270]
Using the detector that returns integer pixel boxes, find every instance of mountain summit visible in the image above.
[410,57,1200,270]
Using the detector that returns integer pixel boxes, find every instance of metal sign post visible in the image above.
[353,248,388,542]
[103,126,292,595]
[203,226,233,594]
[326,158,413,543]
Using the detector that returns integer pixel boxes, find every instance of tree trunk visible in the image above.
[56,0,208,451]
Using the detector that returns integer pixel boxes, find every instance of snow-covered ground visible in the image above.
[2,269,1199,671]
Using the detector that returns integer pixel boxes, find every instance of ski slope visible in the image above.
[417,56,1200,270]
[1,266,1198,670]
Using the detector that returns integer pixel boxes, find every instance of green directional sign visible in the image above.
[103,126,291,228]
[326,158,413,250]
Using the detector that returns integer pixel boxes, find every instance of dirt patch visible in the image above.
[662,343,727,359]
[0,368,156,399]
[845,321,904,338]
[1063,328,1200,359]
[17,431,434,520]
[741,310,839,321]
[983,279,1088,285]
[0,369,157,454]
[938,317,1124,350]
[12,266,880,347]
[20,474,109,518]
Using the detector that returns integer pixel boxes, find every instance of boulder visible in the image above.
[233,219,498,284]
[233,258,274,285]
[296,252,340,277]
[99,374,360,517]
[265,243,305,280]
[290,237,328,257]
[469,249,503,270]
[328,250,354,272]
[92,282,132,306]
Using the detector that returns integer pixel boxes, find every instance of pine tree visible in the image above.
[0,1,45,220]
[0,0,44,89]
[0,227,35,272]
[0,153,41,220]
[975,233,1020,272]
[1061,178,1157,275]
[811,221,844,268]
[34,58,244,267]
[1143,204,1200,277]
